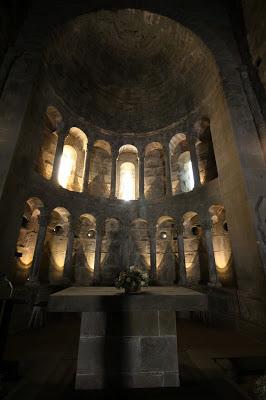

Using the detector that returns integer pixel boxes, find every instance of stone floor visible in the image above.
[2,313,266,399]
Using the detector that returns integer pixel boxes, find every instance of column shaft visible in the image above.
[83,142,92,193]
[139,151,145,199]
[63,221,76,283]
[177,231,186,285]
[149,225,157,281]
[188,134,201,188]
[28,213,48,284]
[203,224,219,286]
[51,132,65,184]
[93,220,103,283]
[110,149,118,198]
[164,145,172,196]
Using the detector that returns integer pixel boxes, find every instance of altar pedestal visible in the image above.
[48,286,207,389]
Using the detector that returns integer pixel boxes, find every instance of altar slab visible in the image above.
[48,286,207,312]
[48,287,207,390]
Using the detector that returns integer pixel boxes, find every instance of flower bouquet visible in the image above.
[115,266,149,294]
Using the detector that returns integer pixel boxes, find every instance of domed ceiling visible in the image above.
[45,9,217,133]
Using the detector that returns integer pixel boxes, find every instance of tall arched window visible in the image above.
[58,145,77,188]
[117,145,139,200]
[119,162,136,200]
[170,133,194,194]
[58,127,88,192]
[37,106,62,179]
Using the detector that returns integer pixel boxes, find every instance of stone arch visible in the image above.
[15,197,44,284]
[129,218,150,271]
[37,106,62,179]
[89,140,111,198]
[209,205,235,287]
[156,216,178,285]
[195,117,218,184]
[145,142,165,200]
[117,145,139,200]
[182,211,209,284]
[169,133,193,194]
[74,213,96,285]
[100,217,123,284]
[58,127,88,192]
[39,207,70,284]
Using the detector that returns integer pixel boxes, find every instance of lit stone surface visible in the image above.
[48,286,207,389]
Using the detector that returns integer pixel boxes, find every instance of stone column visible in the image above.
[139,147,145,199]
[163,143,173,196]
[83,141,93,193]
[110,146,119,198]
[63,216,77,284]
[28,210,48,285]
[148,223,157,281]
[51,130,66,185]
[187,131,201,188]
[202,219,220,286]
[176,222,186,285]
[93,218,103,283]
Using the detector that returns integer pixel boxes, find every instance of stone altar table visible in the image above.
[48,286,207,389]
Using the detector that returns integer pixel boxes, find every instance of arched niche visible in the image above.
[74,214,96,285]
[169,134,194,194]
[182,211,209,284]
[144,142,165,200]
[100,218,123,284]
[15,197,44,284]
[129,219,150,271]
[58,127,88,192]
[196,117,218,184]
[39,207,70,284]
[209,205,235,287]
[156,216,178,285]
[117,145,139,200]
[88,140,111,198]
[37,106,62,179]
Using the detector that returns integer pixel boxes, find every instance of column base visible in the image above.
[76,311,179,389]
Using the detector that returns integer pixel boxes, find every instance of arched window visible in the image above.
[196,117,218,184]
[178,151,194,192]
[117,145,139,200]
[58,145,77,188]
[119,162,136,200]
[170,133,194,194]
[58,127,88,192]
[37,106,62,179]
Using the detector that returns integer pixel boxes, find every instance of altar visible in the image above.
[48,286,207,389]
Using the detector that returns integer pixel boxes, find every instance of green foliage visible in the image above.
[115,266,149,290]
[254,374,266,400]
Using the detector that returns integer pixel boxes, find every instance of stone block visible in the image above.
[140,336,178,372]
[163,371,180,387]
[159,311,176,335]
[106,311,159,336]
[80,312,106,337]
[78,336,141,374]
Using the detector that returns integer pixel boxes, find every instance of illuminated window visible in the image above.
[58,145,77,189]
[178,152,194,192]
[119,162,135,200]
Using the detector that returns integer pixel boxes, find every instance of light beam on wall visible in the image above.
[187,160,194,191]
[58,146,76,188]
[119,162,135,201]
